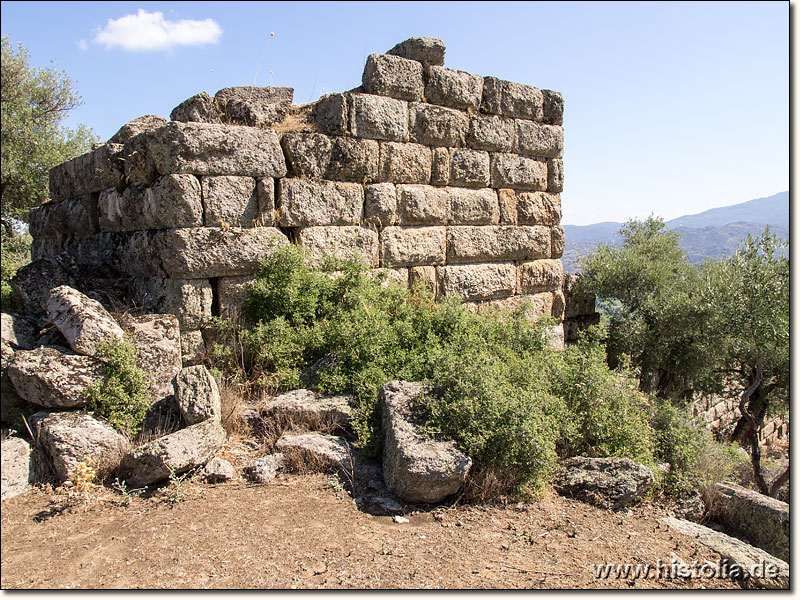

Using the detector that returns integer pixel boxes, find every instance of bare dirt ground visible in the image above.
[1,472,740,590]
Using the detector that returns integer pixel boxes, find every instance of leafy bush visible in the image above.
[83,339,151,436]
[0,229,30,311]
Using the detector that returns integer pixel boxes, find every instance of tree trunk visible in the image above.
[730,380,769,444]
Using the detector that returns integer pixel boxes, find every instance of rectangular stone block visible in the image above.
[396,184,450,225]
[542,90,564,125]
[98,187,141,232]
[147,122,287,178]
[278,179,364,226]
[364,183,398,226]
[409,265,438,297]
[362,54,424,102]
[132,278,213,331]
[447,225,551,264]
[215,86,293,128]
[367,267,410,289]
[380,226,446,267]
[350,94,409,142]
[30,237,64,261]
[438,263,516,301]
[464,292,555,323]
[298,226,379,267]
[409,103,468,147]
[29,194,99,239]
[482,77,544,121]
[117,230,167,278]
[121,133,158,185]
[449,149,490,188]
[448,188,499,225]
[498,189,518,225]
[180,330,206,367]
[257,178,275,226]
[326,137,379,182]
[430,148,450,186]
[379,142,432,184]
[490,154,547,190]
[516,191,562,225]
[281,132,333,179]
[202,176,259,227]
[218,275,255,318]
[155,227,288,278]
[49,143,124,202]
[425,66,483,111]
[552,289,566,321]
[467,114,516,153]
[551,226,565,258]
[548,158,564,192]
[312,93,349,135]
[518,259,564,293]
[515,121,564,158]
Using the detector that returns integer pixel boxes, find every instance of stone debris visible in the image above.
[45,286,125,358]
[275,432,353,472]
[118,313,182,402]
[204,457,235,483]
[1,437,34,501]
[174,365,221,425]
[263,389,353,429]
[393,515,410,524]
[244,453,286,484]
[552,456,654,510]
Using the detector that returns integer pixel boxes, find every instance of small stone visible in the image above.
[244,453,285,483]
[393,515,410,524]
[204,457,234,483]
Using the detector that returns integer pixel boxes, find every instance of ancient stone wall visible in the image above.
[27,37,566,365]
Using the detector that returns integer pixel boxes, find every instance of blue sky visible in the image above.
[1,1,788,225]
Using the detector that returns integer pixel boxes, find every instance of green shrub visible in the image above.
[83,339,151,436]
[1,230,31,311]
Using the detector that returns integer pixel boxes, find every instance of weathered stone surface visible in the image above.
[29,194,99,239]
[312,93,349,136]
[121,133,158,185]
[379,142,432,184]
[118,313,182,401]
[276,433,353,472]
[264,389,353,429]
[205,457,234,483]
[281,132,333,179]
[381,381,471,504]
[32,411,129,482]
[298,226,379,267]
[49,143,123,202]
[551,289,566,321]
[553,457,654,510]
[46,286,125,358]
[170,91,222,124]
[364,183,398,226]
[563,273,597,319]
[174,365,221,425]
[214,86,294,127]
[386,37,445,67]
[425,66,483,111]
[516,191,561,225]
[430,148,450,186]
[547,158,564,192]
[278,179,363,226]
[257,178,275,226]
[448,187,499,225]
[1,313,38,352]
[350,94,408,142]
[542,89,564,126]
[10,256,78,313]
[515,121,564,158]
[483,77,544,121]
[409,265,437,296]
[367,268,409,289]
[133,278,212,331]
[150,174,204,228]
[551,225,565,258]
[109,115,168,144]
[325,136,380,182]
[122,419,227,487]
[466,292,555,323]
[155,227,288,278]
[449,149,490,188]
[518,259,564,293]
[362,53,424,102]
[439,263,516,301]
[180,330,206,366]
[29,237,65,262]
[498,189,518,224]
[467,114,516,152]
[148,122,287,178]
[545,324,565,350]
[710,482,789,562]
[490,154,548,190]
[409,103,468,147]
[381,226,446,267]
[202,176,259,227]
[447,225,550,263]
[7,347,103,408]
[396,184,450,225]
[244,453,285,483]
[1,437,34,501]
[218,276,254,319]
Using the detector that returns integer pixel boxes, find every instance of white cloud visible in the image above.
[92,9,222,52]
[77,39,88,51]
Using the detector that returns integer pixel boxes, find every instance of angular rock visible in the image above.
[467,114,516,152]
[278,179,364,227]
[264,389,353,429]
[364,183,398,226]
[214,86,294,127]
[516,191,561,225]
[381,380,472,504]
[430,147,450,186]
[396,184,450,225]
[498,189,518,225]
[118,313,182,402]
[174,365,221,425]
[257,178,276,226]
[447,225,551,263]
[1,313,38,352]
[547,158,564,192]
[483,77,544,121]
[122,419,227,487]
[379,142,432,184]
[386,37,445,67]
[325,136,379,182]
[362,53,424,102]
[1,437,34,500]
[217,276,254,319]
[49,143,124,202]
[170,91,222,124]
[312,93,349,136]
[409,103,468,147]
[281,132,333,179]
[490,153,548,190]
[518,259,564,293]
[425,66,483,111]
[449,149,490,188]
[466,293,555,323]
[45,286,125,358]
[542,89,564,125]
[276,433,353,472]
[205,457,234,483]
[298,226,380,268]
[133,278,213,331]
[121,133,158,185]
[447,188,499,225]
[349,94,408,142]
[380,226,447,267]
[202,176,260,227]
[551,225,565,258]
[147,173,204,229]
[180,330,206,367]
[515,121,564,158]
[10,256,79,314]
[552,456,654,510]
[244,453,285,483]
[29,194,99,239]
[438,263,516,301]
[108,115,168,144]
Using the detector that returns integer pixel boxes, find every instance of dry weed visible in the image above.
[462,465,520,504]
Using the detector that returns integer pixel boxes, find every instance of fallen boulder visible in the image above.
[45,285,125,358]
[380,380,472,504]
[1,313,39,352]
[204,457,234,483]
[263,389,353,429]
[174,365,221,425]
[9,256,79,314]
[552,456,654,510]
[276,433,352,472]
[244,453,285,483]
[1,437,35,500]
[118,313,182,401]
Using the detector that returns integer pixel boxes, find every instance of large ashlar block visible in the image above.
[312,93,349,136]
[298,226,380,267]
[29,194,99,239]
[281,132,334,179]
[552,289,566,321]
[490,153,548,190]
[326,136,380,182]
[214,86,294,128]
[449,149,490,188]
[147,122,287,178]
[380,226,447,267]
[425,66,483,111]
[350,94,409,142]
[438,263,516,301]
[133,278,213,331]
[548,158,564,192]
[515,121,564,158]
[386,37,446,67]
[116,230,168,278]
[155,227,288,278]
[468,114,516,152]
[542,90,564,125]
[362,54,424,102]
[366,267,410,289]
[447,225,551,264]
[482,77,544,121]
[364,183,398,226]
[409,265,438,296]
[408,103,468,147]
[170,91,222,124]
[49,143,123,202]
[466,293,555,322]
[121,133,158,186]
[109,115,168,145]
[217,276,255,318]
[379,142,432,184]
[516,191,562,225]
[257,178,275,226]
[448,187,499,225]
[396,184,450,225]
[431,147,450,186]
[202,176,259,227]
[518,259,564,293]
[278,179,364,226]
[551,226,565,258]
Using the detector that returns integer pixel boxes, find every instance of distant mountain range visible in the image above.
[562,191,789,272]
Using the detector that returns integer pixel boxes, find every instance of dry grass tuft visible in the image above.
[461,465,520,504]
